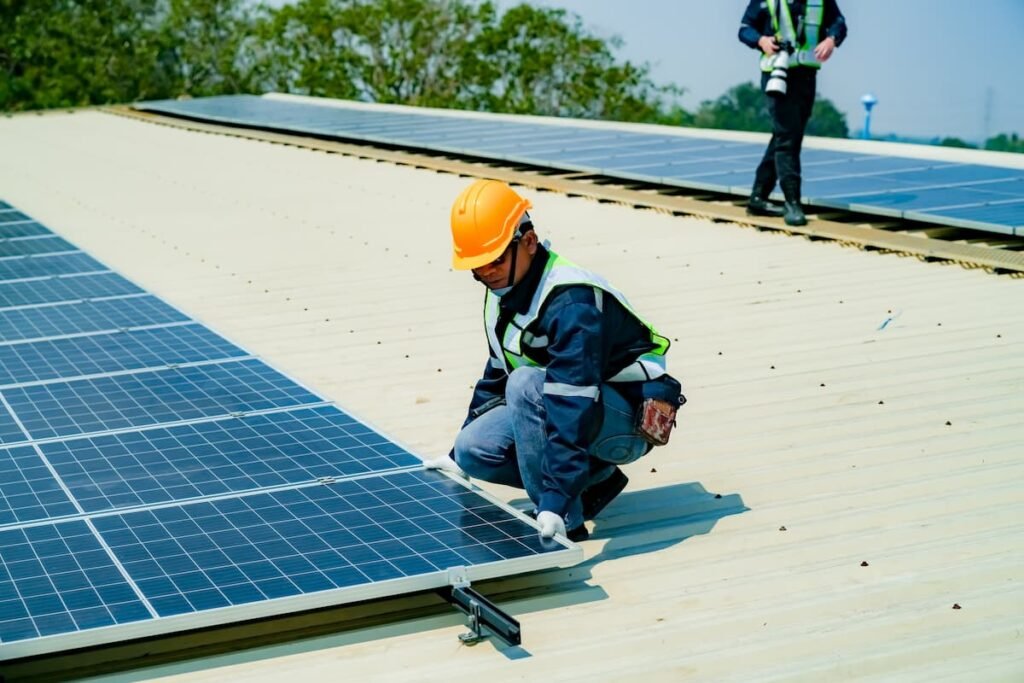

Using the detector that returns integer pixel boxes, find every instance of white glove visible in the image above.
[422,455,467,479]
[536,510,566,539]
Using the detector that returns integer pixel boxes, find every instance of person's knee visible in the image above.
[452,428,508,475]
[505,366,544,407]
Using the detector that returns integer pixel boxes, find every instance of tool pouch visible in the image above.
[635,374,685,447]
[636,398,677,446]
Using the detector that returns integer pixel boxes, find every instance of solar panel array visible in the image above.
[136,94,1024,236]
[0,204,578,660]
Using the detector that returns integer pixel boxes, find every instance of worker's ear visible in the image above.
[523,230,539,254]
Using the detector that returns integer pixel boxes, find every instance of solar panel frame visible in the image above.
[0,236,77,260]
[0,472,578,661]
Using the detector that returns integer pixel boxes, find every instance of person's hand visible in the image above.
[758,35,779,55]
[537,511,566,539]
[423,455,467,479]
[814,36,835,62]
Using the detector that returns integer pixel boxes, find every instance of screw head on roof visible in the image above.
[860,561,869,567]
[945,420,952,426]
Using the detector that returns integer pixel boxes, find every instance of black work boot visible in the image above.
[581,467,629,520]
[747,194,785,217]
[783,200,807,226]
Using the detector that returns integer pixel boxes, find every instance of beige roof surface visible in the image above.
[1,109,1022,682]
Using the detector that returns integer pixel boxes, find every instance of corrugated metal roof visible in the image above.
[1,110,1021,682]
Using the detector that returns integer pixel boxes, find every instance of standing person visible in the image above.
[740,0,848,226]
[427,179,685,541]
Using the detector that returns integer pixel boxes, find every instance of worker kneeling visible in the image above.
[428,180,685,542]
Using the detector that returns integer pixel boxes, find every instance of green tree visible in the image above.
[0,0,169,111]
[938,137,977,149]
[806,96,848,138]
[691,81,848,138]
[158,0,260,97]
[984,133,1024,154]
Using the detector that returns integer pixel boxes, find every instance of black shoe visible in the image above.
[746,195,785,218]
[567,523,590,542]
[784,200,807,226]
[581,467,629,520]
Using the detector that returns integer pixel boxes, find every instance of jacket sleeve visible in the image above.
[536,288,606,517]
[739,0,767,49]
[824,0,848,46]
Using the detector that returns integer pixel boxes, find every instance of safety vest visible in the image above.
[760,0,825,71]
[483,251,670,383]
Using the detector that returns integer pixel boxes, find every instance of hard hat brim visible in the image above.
[451,239,513,271]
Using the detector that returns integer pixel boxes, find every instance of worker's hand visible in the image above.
[536,511,566,539]
[423,455,468,479]
[814,36,836,62]
[758,35,779,55]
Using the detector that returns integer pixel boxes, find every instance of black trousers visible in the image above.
[752,68,817,202]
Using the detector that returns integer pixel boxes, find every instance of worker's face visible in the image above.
[472,230,538,290]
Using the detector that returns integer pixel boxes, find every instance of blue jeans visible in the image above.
[453,366,650,529]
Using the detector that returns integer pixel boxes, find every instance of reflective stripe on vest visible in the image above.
[760,0,825,71]
[483,252,670,382]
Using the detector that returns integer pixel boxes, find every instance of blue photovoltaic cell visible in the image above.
[836,186,1024,212]
[0,222,51,240]
[0,295,188,343]
[0,211,31,224]
[0,404,27,445]
[0,201,11,210]
[42,406,421,512]
[0,272,142,309]
[0,236,77,259]
[0,446,78,525]
[0,521,152,644]
[0,253,105,282]
[804,174,929,200]
[0,324,247,387]
[93,470,555,618]
[4,359,322,441]
[916,200,1024,228]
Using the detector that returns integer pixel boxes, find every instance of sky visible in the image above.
[492,0,1024,142]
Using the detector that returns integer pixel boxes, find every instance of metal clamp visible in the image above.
[438,567,521,647]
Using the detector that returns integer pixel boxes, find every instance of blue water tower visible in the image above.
[861,93,878,140]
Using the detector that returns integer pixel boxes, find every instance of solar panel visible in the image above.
[0,446,78,524]
[0,295,188,343]
[0,405,28,445]
[92,470,556,618]
[0,211,32,224]
[0,521,154,643]
[0,324,247,387]
[0,222,52,240]
[41,406,421,512]
[0,273,142,309]
[0,253,105,282]
[134,94,1024,234]
[0,198,580,661]
[0,236,77,259]
[4,359,324,442]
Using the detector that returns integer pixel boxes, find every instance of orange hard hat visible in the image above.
[450,179,532,270]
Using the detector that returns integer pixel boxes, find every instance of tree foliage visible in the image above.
[691,82,848,138]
